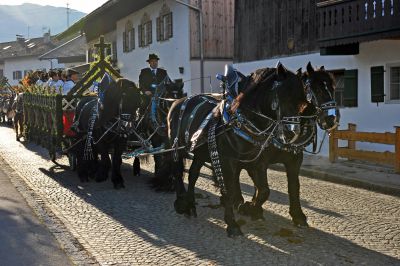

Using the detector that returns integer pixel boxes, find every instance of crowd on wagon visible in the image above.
[20,68,80,95]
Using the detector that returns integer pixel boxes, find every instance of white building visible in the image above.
[0,32,86,86]
[60,0,235,95]
[234,0,400,157]
[0,33,61,86]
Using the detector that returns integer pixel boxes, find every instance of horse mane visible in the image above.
[241,67,306,115]
[240,68,275,111]
[116,78,138,91]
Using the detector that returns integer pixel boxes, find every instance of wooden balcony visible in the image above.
[317,0,400,48]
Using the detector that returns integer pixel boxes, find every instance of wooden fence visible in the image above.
[329,123,400,173]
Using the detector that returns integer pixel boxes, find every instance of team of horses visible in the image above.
[2,62,340,237]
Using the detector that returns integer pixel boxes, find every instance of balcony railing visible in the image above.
[317,0,400,47]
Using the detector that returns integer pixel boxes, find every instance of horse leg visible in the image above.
[14,114,19,141]
[76,135,89,182]
[239,166,269,220]
[173,153,189,214]
[183,155,205,217]
[95,143,110,182]
[284,153,308,227]
[133,157,141,176]
[111,140,125,189]
[19,114,24,138]
[220,166,244,210]
[221,160,243,237]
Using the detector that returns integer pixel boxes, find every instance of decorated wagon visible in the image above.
[23,36,122,169]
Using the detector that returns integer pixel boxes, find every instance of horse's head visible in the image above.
[164,80,184,99]
[271,63,309,144]
[302,62,340,131]
[242,63,307,144]
[97,76,142,130]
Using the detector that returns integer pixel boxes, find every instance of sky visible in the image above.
[0,0,109,13]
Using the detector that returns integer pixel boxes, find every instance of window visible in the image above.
[389,66,400,100]
[13,71,22,80]
[123,20,135,53]
[112,41,118,62]
[24,70,32,77]
[139,13,152,47]
[343,69,358,107]
[0,69,3,78]
[129,28,135,51]
[88,48,95,62]
[333,71,345,107]
[370,66,384,103]
[332,69,358,108]
[157,4,173,41]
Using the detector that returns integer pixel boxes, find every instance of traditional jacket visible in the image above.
[139,68,168,93]
[46,78,64,89]
[62,80,75,95]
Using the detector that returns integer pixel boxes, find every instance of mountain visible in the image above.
[0,3,86,42]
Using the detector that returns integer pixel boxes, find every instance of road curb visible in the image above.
[269,165,400,198]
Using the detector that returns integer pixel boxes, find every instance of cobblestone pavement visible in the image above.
[0,126,399,265]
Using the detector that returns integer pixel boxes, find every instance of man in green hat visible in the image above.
[139,53,168,96]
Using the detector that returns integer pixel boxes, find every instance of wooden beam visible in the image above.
[395,127,400,173]
[329,128,338,163]
[336,148,395,165]
[333,131,396,145]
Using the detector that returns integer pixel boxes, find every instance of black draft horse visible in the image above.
[74,76,144,189]
[234,62,340,227]
[168,63,308,236]
[132,79,184,191]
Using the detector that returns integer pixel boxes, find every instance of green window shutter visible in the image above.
[344,69,358,107]
[147,21,153,45]
[130,28,135,50]
[122,31,127,52]
[167,13,173,38]
[138,25,142,47]
[156,17,162,41]
[371,66,385,103]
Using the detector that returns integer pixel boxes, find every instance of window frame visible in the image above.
[123,20,135,53]
[157,12,173,42]
[330,69,345,108]
[139,13,152,48]
[385,62,400,104]
[13,70,22,80]
[330,69,358,108]
[343,69,358,108]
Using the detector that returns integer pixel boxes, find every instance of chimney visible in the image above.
[16,34,25,44]
[43,30,51,43]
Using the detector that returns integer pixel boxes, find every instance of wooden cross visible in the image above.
[94,35,111,62]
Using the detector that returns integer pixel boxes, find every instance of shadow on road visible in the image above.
[36,160,398,265]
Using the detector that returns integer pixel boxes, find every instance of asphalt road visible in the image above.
[0,165,72,266]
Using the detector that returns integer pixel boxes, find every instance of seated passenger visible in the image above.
[62,69,79,95]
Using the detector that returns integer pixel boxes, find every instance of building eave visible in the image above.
[57,0,158,42]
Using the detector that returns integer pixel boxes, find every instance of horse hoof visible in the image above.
[114,183,125,190]
[174,197,194,216]
[293,218,309,228]
[251,213,265,221]
[227,225,243,237]
[238,201,252,216]
[80,178,89,183]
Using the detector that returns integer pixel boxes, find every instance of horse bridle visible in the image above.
[305,78,338,121]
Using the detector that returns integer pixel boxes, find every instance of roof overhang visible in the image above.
[39,34,86,60]
[57,0,157,41]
